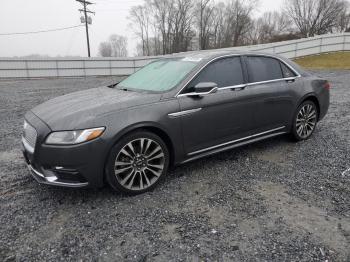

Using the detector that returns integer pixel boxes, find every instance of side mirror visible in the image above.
[193,82,218,95]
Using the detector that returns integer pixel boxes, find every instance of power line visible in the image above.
[0,25,84,36]
[76,0,94,57]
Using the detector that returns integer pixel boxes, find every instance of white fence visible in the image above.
[1,33,349,79]
[0,57,154,79]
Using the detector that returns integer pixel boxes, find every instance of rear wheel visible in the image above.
[291,100,318,141]
[106,130,169,195]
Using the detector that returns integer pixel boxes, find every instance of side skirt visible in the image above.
[180,131,287,165]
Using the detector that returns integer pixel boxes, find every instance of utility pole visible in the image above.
[76,0,94,57]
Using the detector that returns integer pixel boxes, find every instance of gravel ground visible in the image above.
[0,71,349,261]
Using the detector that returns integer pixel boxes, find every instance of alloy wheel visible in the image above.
[295,103,317,139]
[114,138,165,191]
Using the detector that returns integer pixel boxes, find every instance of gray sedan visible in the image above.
[22,51,330,194]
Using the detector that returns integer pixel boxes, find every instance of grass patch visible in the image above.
[293,52,350,69]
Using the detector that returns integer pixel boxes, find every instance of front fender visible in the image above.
[100,99,186,165]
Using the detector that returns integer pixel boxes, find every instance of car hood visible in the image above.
[31,86,161,130]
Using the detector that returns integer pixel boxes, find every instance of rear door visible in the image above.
[244,56,296,132]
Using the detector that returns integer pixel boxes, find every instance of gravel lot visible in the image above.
[0,71,349,261]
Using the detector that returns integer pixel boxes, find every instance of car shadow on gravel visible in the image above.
[26,134,292,200]
[19,132,309,203]
[168,134,293,180]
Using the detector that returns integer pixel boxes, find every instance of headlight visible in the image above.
[45,127,105,145]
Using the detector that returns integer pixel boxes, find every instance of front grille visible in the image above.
[23,121,37,150]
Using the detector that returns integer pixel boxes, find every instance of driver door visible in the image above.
[176,56,256,155]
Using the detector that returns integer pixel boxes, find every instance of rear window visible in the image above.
[246,56,283,83]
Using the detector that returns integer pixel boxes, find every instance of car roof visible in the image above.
[164,49,308,76]
[169,49,281,60]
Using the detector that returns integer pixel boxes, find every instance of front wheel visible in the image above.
[291,100,318,141]
[106,130,169,195]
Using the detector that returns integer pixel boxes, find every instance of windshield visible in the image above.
[117,58,199,92]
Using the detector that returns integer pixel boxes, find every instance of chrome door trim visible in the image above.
[175,54,301,98]
[168,108,202,118]
[188,126,286,156]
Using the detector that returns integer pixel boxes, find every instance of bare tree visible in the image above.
[336,1,350,32]
[284,0,347,37]
[196,0,258,49]
[252,11,291,44]
[215,0,257,47]
[130,0,260,54]
[99,42,113,57]
[98,35,128,57]
[130,0,195,55]
[211,2,226,48]
[151,0,175,54]
[109,35,128,57]
[171,0,194,52]
[129,5,152,56]
[195,0,214,50]
[128,0,350,56]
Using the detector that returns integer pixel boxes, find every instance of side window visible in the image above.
[187,57,244,90]
[246,56,283,83]
[280,62,297,78]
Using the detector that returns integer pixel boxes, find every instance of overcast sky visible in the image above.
[0,0,284,57]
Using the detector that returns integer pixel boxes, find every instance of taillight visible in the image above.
[324,81,331,90]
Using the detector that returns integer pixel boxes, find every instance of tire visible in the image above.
[291,100,318,141]
[106,130,169,195]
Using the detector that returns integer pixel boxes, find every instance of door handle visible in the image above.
[285,77,296,83]
[233,84,247,91]
[221,84,247,91]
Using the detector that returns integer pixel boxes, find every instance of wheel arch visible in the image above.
[137,125,175,167]
[298,93,321,120]
[104,122,175,176]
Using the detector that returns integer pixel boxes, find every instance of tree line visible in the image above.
[99,0,350,57]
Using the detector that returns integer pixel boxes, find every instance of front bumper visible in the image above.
[27,163,89,188]
[22,111,108,188]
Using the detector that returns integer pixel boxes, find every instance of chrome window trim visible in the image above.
[177,84,248,98]
[175,54,301,98]
[246,76,300,87]
[188,126,286,156]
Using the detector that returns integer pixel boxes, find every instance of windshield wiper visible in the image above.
[107,82,120,88]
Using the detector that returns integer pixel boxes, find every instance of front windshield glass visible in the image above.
[117,58,199,92]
